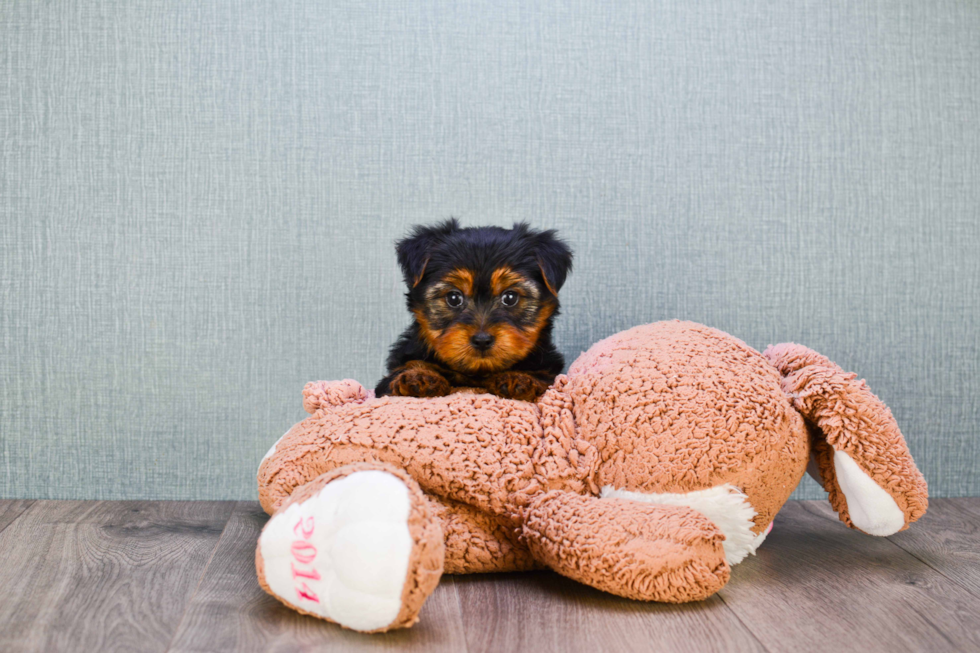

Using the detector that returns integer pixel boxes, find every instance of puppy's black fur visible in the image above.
[376,219,573,401]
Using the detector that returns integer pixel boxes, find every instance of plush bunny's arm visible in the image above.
[521,490,730,602]
[260,382,593,519]
[764,344,928,535]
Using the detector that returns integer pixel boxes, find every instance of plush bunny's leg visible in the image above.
[424,496,538,573]
[764,344,928,536]
[522,491,729,602]
[256,462,443,632]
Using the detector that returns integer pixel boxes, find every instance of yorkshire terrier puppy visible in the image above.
[375,219,573,402]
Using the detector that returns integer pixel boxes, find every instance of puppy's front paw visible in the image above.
[485,371,551,402]
[388,367,452,398]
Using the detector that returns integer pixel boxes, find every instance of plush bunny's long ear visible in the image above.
[395,219,460,288]
[764,344,928,536]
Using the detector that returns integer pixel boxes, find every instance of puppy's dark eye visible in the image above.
[501,290,519,307]
[446,291,464,308]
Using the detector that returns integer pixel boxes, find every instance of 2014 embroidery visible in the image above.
[291,516,321,603]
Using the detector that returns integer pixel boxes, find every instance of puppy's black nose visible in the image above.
[470,332,495,351]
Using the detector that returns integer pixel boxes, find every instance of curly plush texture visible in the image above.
[256,320,928,631]
[259,387,593,524]
[523,491,730,602]
[763,343,928,532]
[425,496,537,573]
[565,321,810,532]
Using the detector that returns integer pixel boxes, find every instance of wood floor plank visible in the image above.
[0,500,234,653]
[4,497,978,652]
[455,570,764,653]
[718,500,980,653]
[168,501,468,653]
[886,498,980,600]
[949,497,980,518]
[0,499,34,533]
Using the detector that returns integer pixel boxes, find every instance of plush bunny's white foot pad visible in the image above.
[258,470,414,632]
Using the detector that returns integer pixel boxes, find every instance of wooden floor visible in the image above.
[1,499,979,653]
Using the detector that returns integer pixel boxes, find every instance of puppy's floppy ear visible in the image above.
[533,228,573,296]
[395,218,459,288]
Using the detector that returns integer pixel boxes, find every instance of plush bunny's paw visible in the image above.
[256,465,443,632]
[302,379,371,414]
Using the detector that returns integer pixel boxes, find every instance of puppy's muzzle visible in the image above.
[470,332,495,352]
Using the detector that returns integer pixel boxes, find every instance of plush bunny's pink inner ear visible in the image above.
[831,448,906,535]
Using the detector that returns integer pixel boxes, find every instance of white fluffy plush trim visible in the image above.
[259,470,413,632]
[600,483,762,565]
[833,450,905,536]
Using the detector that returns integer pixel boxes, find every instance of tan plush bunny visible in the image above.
[255,320,927,633]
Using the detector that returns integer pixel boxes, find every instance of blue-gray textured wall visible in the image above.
[2,1,978,500]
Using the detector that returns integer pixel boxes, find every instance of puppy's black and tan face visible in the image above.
[414,265,554,373]
[396,220,572,375]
